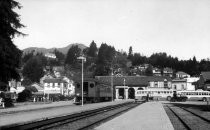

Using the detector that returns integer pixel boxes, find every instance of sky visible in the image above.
[14,0,210,60]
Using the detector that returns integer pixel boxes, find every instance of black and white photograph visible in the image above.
[0,0,210,130]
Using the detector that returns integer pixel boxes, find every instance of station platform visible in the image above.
[95,102,174,130]
[0,100,133,127]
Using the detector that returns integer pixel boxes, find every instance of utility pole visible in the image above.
[124,78,126,99]
[111,68,114,101]
[77,55,86,106]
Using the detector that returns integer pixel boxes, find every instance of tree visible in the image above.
[95,43,116,76]
[128,46,133,60]
[0,0,24,85]
[53,49,65,65]
[145,64,153,76]
[65,45,81,66]
[87,40,97,58]
[22,57,44,83]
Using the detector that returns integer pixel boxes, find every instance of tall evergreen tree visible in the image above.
[95,43,115,76]
[128,46,133,60]
[87,40,97,58]
[65,45,81,65]
[0,0,24,84]
[53,49,65,65]
[22,57,44,83]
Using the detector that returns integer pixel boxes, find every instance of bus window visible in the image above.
[158,91,160,94]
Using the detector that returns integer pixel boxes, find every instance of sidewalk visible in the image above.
[0,101,74,115]
[95,102,174,130]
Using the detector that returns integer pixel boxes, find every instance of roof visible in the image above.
[95,76,172,86]
[163,67,173,72]
[43,78,67,83]
[31,83,43,90]
[176,71,189,75]
[201,72,210,81]
[172,78,187,82]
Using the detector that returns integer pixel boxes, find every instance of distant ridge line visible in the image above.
[22,43,87,55]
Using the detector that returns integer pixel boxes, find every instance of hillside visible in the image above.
[22,43,87,55]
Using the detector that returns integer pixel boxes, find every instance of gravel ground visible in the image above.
[49,103,138,130]
[163,101,210,130]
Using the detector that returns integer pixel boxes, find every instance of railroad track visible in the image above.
[0,102,141,130]
[165,104,210,130]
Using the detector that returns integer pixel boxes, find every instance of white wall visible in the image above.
[185,77,199,91]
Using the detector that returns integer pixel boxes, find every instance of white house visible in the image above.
[176,71,190,78]
[185,77,199,90]
[43,78,67,95]
[9,79,25,94]
[62,76,75,96]
[44,53,56,59]
[172,78,187,90]
[163,67,173,77]
[152,67,161,76]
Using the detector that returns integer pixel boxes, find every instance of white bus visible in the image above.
[177,90,210,101]
[136,89,174,101]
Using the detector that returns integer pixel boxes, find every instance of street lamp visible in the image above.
[77,55,86,106]
[124,78,126,99]
[111,68,114,102]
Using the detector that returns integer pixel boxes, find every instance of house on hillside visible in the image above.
[163,67,173,77]
[44,53,56,59]
[197,72,210,91]
[176,71,190,78]
[152,67,161,76]
[53,66,65,78]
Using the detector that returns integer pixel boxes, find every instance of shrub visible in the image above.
[17,89,32,102]
[4,98,14,107]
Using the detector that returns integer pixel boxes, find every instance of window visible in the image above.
[138,87,144,90]
[77,83,80,88]
[181,84,185,90]
[164,79,168,88]
[174,85,177,90]
[90,83,94,88]
[154,82,158,87]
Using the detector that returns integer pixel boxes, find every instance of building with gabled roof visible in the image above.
[95,76,172,99]
[163,67,173,77]
[43,78,68,97]
[197,71,210,90]
[152,67,161,76]
[171,78,187,91]
[176,71,190,78]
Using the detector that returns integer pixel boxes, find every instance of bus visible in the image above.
[177,90,210,101]
[136,89,174,101]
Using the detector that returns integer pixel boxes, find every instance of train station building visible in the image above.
[95,76,172,100]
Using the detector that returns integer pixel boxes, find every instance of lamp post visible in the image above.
[124,78,126,99]
[111,68,113,102]
[77,55,86,106]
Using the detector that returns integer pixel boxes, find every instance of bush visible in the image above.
[4,98,14,107]
[17,89,32,102]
